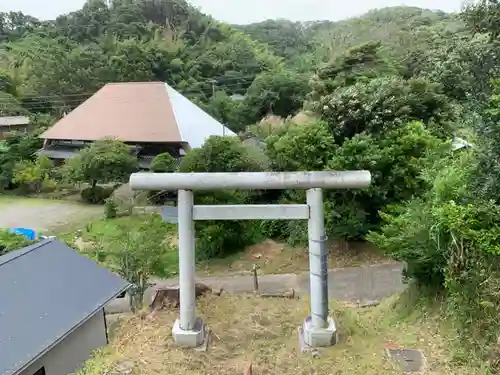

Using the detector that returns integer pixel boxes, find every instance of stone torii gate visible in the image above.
[129,171,371,349]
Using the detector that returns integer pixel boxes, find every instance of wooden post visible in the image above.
[252,264,259,293]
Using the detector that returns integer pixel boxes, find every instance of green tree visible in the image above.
[64,138,138,188]
[200,91,242,132]
[265,120,335,171]
[0,132,42,190]
[179,136,264,260]
[150,152,177,173]
[309,41,393,99]
[12,155,52,193]
[263,120,444,241]
[315,76,453,141]
[240,70,310,125]
[105,215,176,312]
[0,91,27,116]
[238,19,312,59]
[368,149,500,348]
[179,136,263,173]
[326,121,444,238]
[462,0,500,40]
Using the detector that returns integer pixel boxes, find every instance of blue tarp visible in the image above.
[9,228,40,241]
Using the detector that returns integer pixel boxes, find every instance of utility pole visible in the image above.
[211,79,225,136]
[211,79,216,98]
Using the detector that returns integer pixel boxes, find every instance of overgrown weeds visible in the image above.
[79,292,489,375]
[370,148,500,358]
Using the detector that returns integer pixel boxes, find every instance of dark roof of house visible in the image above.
[39,82,235,147]
[0,239,130,375]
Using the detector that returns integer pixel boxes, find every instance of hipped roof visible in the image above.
[40,82,235,148]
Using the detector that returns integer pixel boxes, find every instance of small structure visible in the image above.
[129,171,371,349]
[0,116,31,140]
[39,82,236,168]
[452,136,474,151]
[0,239,130,375]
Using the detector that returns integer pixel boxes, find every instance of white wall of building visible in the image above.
[18,309,107,375]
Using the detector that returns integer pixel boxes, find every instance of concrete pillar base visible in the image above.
[172,317,207,348]
[299,316,337,349]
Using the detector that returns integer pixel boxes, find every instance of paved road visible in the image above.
[106,262,405,314]
[0,198,102,232]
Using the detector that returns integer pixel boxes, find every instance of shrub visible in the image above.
[263,120,445,242]
[81,186,114,204]
[326,121,444,239]
[104,198,118,219]
[196,220,261,260]
[316,76,454,141]
[62,138,138,187]
[179,136,265,259]
[12,156,53,193]
[150,152,177,173]
[265,120,335,171]
[41,178,58,192]
[179,136,264,173]
[368,151,473,286]
[103,215,178,312]
[368,150,500,346]
[0,230,33,255]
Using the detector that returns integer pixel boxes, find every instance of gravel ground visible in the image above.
[0,197,102,232]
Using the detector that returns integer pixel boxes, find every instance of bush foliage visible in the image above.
[179,136,264,260]
[369,81,500,347]
[0,230,33,255]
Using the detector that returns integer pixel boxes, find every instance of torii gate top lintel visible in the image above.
[129,171,371,191]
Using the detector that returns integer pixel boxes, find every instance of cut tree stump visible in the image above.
[150,283,223,311]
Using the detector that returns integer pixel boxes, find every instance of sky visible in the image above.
[0,0,465,24]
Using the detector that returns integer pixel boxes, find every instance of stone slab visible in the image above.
[386,348,426,372]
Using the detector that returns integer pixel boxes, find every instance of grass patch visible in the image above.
[55,213,390,277]
[68,214,180,279]
[79,292,490,375]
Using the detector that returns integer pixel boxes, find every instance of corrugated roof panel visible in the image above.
[0,239,129,375]
[165,84,236,148]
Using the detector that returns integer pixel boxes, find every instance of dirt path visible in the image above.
[0,197,102,233]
